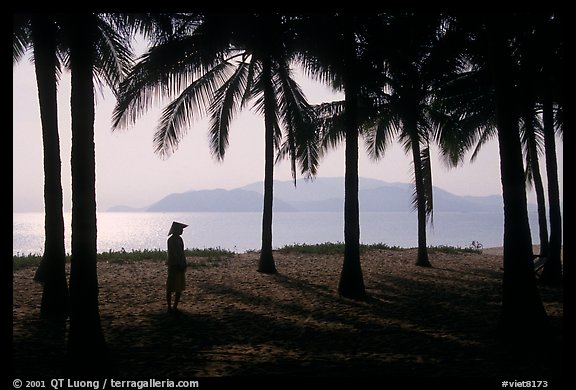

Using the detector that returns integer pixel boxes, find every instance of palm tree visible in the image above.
[294,13,390,299]
[520,111,549,258]
[59,13,133,374]
[537,13,563,284]
[363,13,468,268]
[442,13,562,281]
[517,13,553,260]
[457,13,550,340]
[539,96,562,284]
[112,13,318,275]
[13,14,69,321]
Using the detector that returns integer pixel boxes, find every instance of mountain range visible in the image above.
[108,177,512,213]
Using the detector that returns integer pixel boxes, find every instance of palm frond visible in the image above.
[93,16,135,95]
[208,60,251,160]
[290,14,346,92]
[13,15,31,65]
[117,13,201,46]
[399,129,414,156]
[274,60,319,180]
[312,101,346,154]
[153,60,233,157]
[553,104,563,137]
[363,108,401,161]
[470,126,496,162]
[428,106,472,168]
[411,144,434,226]
[251,66,283,150]
[241,58,259,106]
[112,34,232,130]
[520,110,545,188]
[297,55,343,92]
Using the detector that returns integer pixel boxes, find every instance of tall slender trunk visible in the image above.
[258,57,277,274]
[338,17,366,300]
[523,109,549,257]
[31,15,69,321]
[489,19,549,340]
[410,133,431,267]
[539,93,562,284]
[66,15,110,375]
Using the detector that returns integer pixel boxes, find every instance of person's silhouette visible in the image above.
[166,221,188,314]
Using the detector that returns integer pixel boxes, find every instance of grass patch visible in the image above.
[98,249,167,264]
[12,253,43,271]
[277,242,346,255]
[100,247,235,265]
[427,245,482,255]
[13,247,236,270]
[185,248,236,269]
[277,242,402,255]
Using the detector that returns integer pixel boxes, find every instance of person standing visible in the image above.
[166,221,188,314]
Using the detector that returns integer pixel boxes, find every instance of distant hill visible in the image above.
[108,177,509,213]
[242,177,504,212]
[107,205,146,212]
[145,189,295,212]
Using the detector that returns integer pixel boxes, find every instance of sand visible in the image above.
[12,248,563,380]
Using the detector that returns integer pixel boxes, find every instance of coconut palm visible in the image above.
[13,14,69,321]
[535,13,563,284]
[362,13,469,268]
[449,13,550,340]
[58,13,133,374]
[516,13,556,261]
[294,13,390,299]
[310,14,467,269]
[440,13,562,277]
[15,12,134,372]
[520,111,549,258]
[112,13,318,275]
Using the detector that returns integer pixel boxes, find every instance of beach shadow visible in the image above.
[100,275,482,377]
[12,316,68,378]
[14,256,562,378]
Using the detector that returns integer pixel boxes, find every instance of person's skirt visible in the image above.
[166,269,186,292]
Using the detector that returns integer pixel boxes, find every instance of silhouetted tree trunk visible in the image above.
[66,14,110,375]
[258,56,278,274]
[518,30,549,259]
[523,110,549,258]
[488,18,549,340]
[31,15,69,321]
[539,93,562,284]
[338,16,366,300]
[410,131,431,267]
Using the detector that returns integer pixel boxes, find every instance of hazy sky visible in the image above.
[13,51,563,212]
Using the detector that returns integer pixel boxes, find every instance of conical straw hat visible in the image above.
[168,221,188,235]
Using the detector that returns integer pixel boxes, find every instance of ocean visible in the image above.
[12,210,543,256]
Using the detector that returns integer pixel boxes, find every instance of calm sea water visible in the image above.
[12,210,544,256]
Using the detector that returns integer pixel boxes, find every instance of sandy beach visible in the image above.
[12,247,563,379]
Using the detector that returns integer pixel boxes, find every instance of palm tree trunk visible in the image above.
[66,15,110,375]
[489,19,549,340]
[258,57,277,274]
[31,15,69,321]
[539,93,562,284]
[410,135,431,267]
[338,16,366,300]
[523,110,549,258]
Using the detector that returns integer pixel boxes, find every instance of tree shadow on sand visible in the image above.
[13,256,562,378]
[104,268,561,378]
[12,317,67,377]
